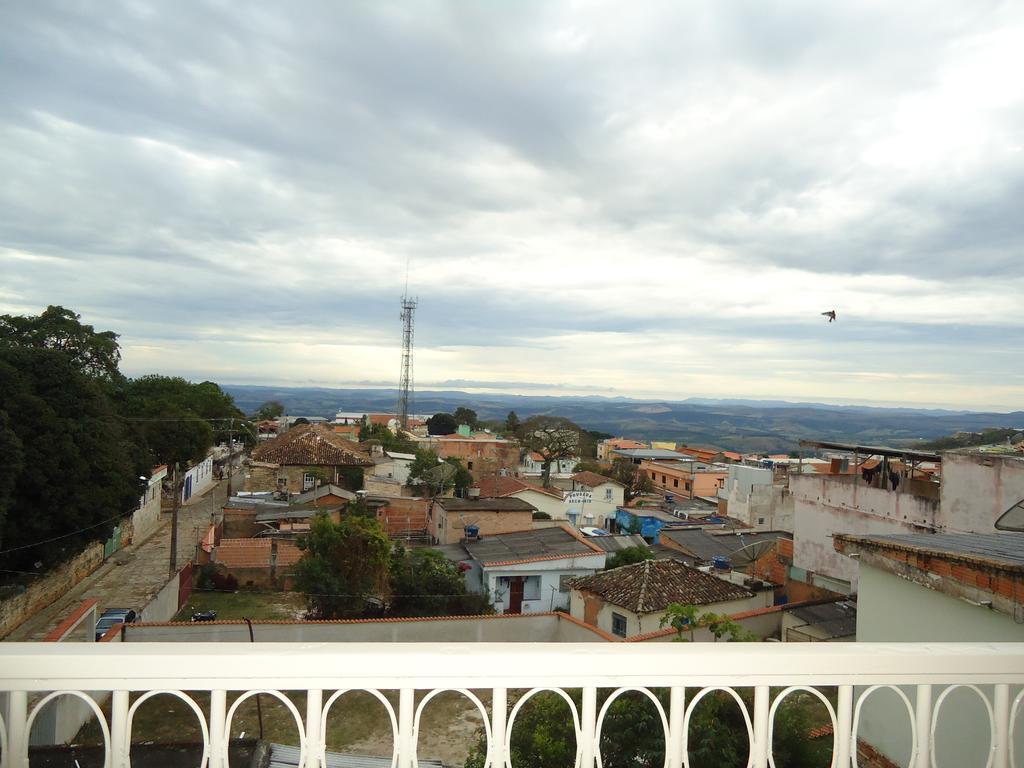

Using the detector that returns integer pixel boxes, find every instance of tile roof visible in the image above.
[475,475,563,499]
[572,471,624,488]
[251,424,373,467]
[435,497,537,513]
[570,559,752,613]
[464,525,604,566]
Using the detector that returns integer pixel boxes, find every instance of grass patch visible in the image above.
[172,589,307,622]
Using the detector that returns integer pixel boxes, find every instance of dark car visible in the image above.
[94,608,137,641]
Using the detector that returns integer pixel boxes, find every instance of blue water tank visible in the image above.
[465,525,480,539]
[711,555,731,570]
[706,516,724,524]
[665,494,675,503]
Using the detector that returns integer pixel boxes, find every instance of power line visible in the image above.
[0,513,125,555]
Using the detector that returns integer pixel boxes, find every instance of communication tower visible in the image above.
[397,288,417,431]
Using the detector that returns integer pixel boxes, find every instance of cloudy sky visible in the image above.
[2,1,1022,410]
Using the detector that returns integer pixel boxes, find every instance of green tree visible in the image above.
[661,603,756,643]
[293,513,391,618]
[388,545,491,617]
[521,415,585,487]
[465,687,809,768]
[253,400,285,420]
[505,410,521,436]
[0,347,144,573]
[118,375,246,466]
[359,422,417,454]
[407,450,470,496]
[0,305,122,381]
[605,546,653,570]
[573,459,604,475]
[426,412,457,435]
[453,406,479,430]
[444,457,473,496]
[611,458,653,501]
[465,692,579,768]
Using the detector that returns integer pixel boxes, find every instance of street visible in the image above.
[4,480,227,641]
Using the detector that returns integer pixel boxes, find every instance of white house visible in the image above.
[568,471,625,528]
[519,451,579,477]
[370,450,415,485]
[474,475,567,520]
[569,558,761,638]
[462,526,606,613]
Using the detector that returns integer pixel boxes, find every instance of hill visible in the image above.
[223,385,1024,454]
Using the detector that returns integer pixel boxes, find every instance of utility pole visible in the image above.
[226,418,234,498]
[169,462,179,575]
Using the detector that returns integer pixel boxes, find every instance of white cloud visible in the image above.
[0,0,1021,409]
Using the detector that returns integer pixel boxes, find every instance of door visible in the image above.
[508,577,525,614]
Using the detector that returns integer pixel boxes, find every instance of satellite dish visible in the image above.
[995,497,1024,532]
[423,462,456,485]
[729,538,781,568]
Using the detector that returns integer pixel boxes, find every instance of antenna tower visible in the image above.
[397,265,417,430]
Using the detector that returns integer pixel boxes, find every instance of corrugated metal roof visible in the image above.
[269,743,445,768]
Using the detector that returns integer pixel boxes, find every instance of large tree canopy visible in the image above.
[0,347,145,573]
[426,412,457,435]
[388,545,490,617]
[521,415,589,487]
[118,375,247,466]
[0,306,249,578]
[0,305,122,381]
[293,513,392,618]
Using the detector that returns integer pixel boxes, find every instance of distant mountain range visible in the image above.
[223,384,1024,454]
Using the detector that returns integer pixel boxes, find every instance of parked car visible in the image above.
[94,608,137,641]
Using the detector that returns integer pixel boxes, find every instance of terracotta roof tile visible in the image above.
[571,559,752,613]
[251,423,372,467]
[572,471,624,488]
[476,475,563,499]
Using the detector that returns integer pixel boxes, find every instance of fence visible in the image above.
[1,642,1023,768]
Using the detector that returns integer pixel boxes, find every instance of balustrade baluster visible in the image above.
[491,687,507,768]
[835,685,853,768]
[994,683,1010,768]
[915,684,932,768]
[667,687,685,768]
[398,688,415,768]
[751,686,770,768]
[580,686,597,768]
[6,690,27,768]
[109,690,129,768]
[208,689,227,768]
[305,689,322,768]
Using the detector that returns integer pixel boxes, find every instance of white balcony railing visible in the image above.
[2,642,1024,768]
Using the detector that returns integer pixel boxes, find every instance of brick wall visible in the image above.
[0,543,104,638]
[377,497,430,536]
[214,538,303,589]
[435,509,534,544]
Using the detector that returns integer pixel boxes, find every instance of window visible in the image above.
[524,575,542,600]
[673,479,678,488]
[302,472,315,491]
[684,481,691,491]
[467,461,474,470]
[757,517,766,525]
[611,612,628,638]
[604,488,613,501]
[661,475,666,484]
[651,471,656,480]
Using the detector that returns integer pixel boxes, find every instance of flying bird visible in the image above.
[822,310,837,323]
